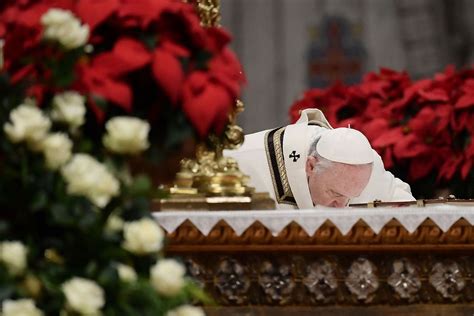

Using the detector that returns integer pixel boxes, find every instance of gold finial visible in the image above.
[185,0,221,27]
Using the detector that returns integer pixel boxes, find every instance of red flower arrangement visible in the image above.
[290,67,474,197]
[0,0,244,140]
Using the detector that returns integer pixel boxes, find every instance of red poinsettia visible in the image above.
[1,0,245,140]
[289,66,474,196]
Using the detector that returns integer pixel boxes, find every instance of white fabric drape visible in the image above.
[153,205,474,236]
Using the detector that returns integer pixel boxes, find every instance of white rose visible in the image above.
[117,264,137,282]
[40,133,73,170]
[166,305,205,316]
[103,116,150,155]
[0,241,28,276]
[150,259,185,297]
[3,103,51,148]
[105,214,124,234]
[122,218,164,255]
[62,277,104,315]
[41,9,89,49]
[51,91,86,129]
[61,154,120,208]
[2,299,44,316]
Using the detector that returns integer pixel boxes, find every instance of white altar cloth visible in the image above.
[153,205,474,236]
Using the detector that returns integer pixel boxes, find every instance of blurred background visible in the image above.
[221,0,474,133]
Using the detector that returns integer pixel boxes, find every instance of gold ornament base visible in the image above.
[152,192,275,211]
[154,99,276,211]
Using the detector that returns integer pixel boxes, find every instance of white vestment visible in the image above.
[224,109,415,209]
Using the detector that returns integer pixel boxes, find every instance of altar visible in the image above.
[154,205,474,315]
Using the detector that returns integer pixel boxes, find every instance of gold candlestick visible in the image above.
[154,1,275,211]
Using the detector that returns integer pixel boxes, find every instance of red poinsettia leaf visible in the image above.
[388,79,431,110]
[185,71,207,94]
[372,127,404,148]
[76,0,119,31]
[80,65,132,111]
[439,157,463,181]
[112,37,151,71]
[382,147,394,169]
[417,88,449,102]
[204,27,232,53]
[409,157,437,180]
[10,64,35,83]
[91,39,151,77]
[26,84,46,106]
[182,77,232,137]
[463,141,474,162]
[159,1,207,48]
[361,118,389,141]
[359,80,388,98]
[161,40,190,57]
[91,53,128,77]
[461,79,474,94]
[151,48,185,104]
[461,159,473,180]
[118,0,166,28]
[303,88,325,99]
[208,53,243,98]
[94,78,132,111]
[409,107,434,135]
[394,134,430,159]
[16,4,49,28]
[455,94,474,109]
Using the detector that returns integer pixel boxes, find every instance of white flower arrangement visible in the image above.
[3,102,51,148]
[103,116,150,155]
[51,91,87,129]
[61,154,120,208]
[150,259,186,297]
[117,263,137,283]
[122,218,164,255]
[62,277,105,315]
[166,305,206,316]
[2,299,44,316]
[0,241,28,276]
[41,8,89,49]
[40,133,73,170]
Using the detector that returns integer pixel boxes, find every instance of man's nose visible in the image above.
[330,198,349,208]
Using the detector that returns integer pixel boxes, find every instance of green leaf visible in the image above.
[51,204,74,225]
[0,221,9,236]
[31,191,48,211]
[97,264,119,287]
[0,284,15,301]
[185,281,216,306]
[91,94,109,112]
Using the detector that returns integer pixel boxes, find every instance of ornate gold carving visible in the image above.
[163,218,474,305]
[186,0,221,27]
[163,219,474,250]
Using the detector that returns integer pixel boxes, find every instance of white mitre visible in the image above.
[316,128,374,164]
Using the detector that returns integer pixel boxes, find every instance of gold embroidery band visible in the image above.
[264,127,296,205]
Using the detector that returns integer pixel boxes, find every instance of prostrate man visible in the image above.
[224,109,414,209]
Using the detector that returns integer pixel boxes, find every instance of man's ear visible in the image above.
[305,156,318,175]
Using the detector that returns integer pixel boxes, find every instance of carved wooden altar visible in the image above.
[154,206,474,315]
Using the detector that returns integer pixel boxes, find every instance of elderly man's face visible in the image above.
[305,156,372,207]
